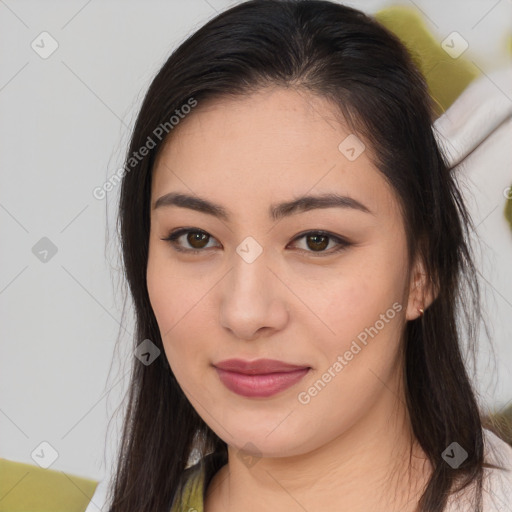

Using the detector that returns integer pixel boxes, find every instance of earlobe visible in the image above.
[405,257,437,321]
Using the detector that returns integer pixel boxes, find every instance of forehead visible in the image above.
[151,87,400,222]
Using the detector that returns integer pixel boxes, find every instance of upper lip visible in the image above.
[214,358,310,374]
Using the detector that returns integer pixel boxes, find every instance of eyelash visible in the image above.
[161,228,351,257]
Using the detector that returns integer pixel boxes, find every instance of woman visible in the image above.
[106,1,512,510]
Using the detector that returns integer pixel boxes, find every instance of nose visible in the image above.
[219,250,290,341]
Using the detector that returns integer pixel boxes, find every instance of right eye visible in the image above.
[161,228,221,254]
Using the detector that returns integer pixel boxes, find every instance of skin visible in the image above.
[147,87,436,512]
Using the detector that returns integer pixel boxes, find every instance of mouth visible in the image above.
[213,358,311,398]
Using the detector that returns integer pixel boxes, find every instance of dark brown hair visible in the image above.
[106,1,505,510]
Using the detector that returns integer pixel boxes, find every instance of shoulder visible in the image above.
[481,428,512,510]
[445,428,512,512]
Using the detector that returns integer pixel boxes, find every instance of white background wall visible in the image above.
[1,0,511,484]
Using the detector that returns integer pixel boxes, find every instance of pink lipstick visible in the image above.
[213,358,310,398]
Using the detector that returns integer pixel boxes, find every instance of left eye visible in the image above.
[161,228,351,256]
[292,231,350,254]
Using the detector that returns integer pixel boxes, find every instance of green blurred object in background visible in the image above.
[375,5,480,117]
[0,458,98,512]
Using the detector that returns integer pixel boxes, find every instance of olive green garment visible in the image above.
[170,462,205,512]
[171,451,227,512]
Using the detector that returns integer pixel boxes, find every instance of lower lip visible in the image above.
[214,367,310,398]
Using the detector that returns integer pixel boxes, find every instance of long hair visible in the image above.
[106,1,503,510]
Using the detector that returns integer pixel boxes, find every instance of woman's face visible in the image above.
[147,87,425,457]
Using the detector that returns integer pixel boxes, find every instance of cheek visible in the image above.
[298,251,407,405]
[146,256,178,336]
[147,242,211,332]
[294,275,405,431]
[306,254,405,341]
[146,254,201,373]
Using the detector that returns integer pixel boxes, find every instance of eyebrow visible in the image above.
[152,191,374,221]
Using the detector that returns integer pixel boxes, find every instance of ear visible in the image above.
[405,255,438,321]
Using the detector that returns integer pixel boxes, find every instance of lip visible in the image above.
[214,358,309,374]
[213,358,311,398]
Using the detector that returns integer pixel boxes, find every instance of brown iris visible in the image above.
[305,233,329,251]
[187,231,209,249]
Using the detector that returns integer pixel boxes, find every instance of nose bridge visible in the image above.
[219,237,289,338]
[229,238,274,303]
